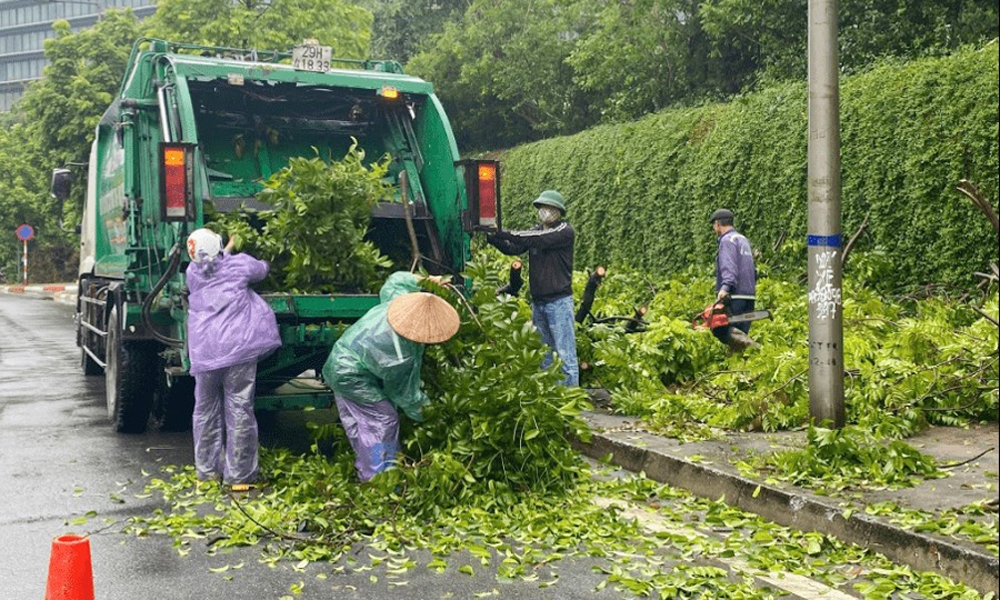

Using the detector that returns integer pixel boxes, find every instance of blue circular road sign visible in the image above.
[15,224,34,241]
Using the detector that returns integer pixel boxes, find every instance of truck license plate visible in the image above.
[292,44,332,72]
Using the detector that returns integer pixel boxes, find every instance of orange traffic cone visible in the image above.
[44,534,95,600]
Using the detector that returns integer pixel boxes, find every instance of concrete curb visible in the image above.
[53,290,78,306]
[0,284,77,305]
[574,430,999,596]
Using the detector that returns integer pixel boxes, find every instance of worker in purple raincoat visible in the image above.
[185,228,281,488]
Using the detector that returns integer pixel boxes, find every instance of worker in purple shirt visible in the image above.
[185,228,281,490]
[710,209,757,346]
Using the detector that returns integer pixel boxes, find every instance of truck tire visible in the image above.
[156,375,196,432]
[106,306,157,433]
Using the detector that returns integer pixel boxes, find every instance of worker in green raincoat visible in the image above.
[322,272,459,481]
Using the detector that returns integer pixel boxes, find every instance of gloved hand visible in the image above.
[487,230,511,245]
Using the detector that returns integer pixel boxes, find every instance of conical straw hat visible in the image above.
[387,292,460,344]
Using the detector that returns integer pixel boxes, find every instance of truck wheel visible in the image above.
[156,375,196,432]
[106,306,156,433]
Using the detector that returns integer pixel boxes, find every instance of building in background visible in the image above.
[0,0,157,112]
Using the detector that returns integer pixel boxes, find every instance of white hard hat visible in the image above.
[187,228,223,263]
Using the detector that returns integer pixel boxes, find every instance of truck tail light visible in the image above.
[458,159,500,233]
[477,163,497,226]
[160,143,195,222]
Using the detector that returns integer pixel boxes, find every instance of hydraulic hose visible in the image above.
[141,242,185,347]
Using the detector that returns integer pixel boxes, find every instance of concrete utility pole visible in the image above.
[807,0,846,428]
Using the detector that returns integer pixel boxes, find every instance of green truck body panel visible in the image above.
[79,39,487,414]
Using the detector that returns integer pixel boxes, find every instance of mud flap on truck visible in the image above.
[153,373,195,432]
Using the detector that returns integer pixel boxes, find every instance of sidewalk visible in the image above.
[0,282,76,305]
[575,409,999,595]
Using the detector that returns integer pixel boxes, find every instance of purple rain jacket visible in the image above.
[185,252,281,375]
[715,229,757,298]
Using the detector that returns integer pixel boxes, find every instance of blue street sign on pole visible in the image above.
[15,224,33,286]
[15,224,35,241]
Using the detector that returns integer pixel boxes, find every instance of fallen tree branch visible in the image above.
[956,179,999,234]
[683,369,749,390]
[496,260,524,296]
[939,447,995,470]
[918,391,996,412]
[400,171,423,273]
[841,212,870,268]
[576,266,607,323]
[772,230,788,253]
[760,368,808,400]
[445,282,487,337]
[894,357,999,412]
[971,305,999,328]
[228,492,317,544]
[846,317,903,328]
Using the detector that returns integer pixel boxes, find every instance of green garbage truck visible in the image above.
[52,39,501,433]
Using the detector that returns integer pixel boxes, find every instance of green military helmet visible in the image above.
[532,190,567,214]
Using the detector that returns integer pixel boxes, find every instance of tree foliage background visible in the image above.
[144,0,371,58]
[0,10,143,282]
[498,45,999,292]
[0,0,371,281]
[404,0,997,150]
[0,0,996,281]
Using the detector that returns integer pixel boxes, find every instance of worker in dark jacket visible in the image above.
[710,208,757,346]
[488,190,578,386]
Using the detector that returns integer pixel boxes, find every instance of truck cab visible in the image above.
[60,39,500,433]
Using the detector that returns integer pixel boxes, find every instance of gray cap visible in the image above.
[709,208,734,223]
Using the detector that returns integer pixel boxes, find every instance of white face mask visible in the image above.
[537,206,561,225]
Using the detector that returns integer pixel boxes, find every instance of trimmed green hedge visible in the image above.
[498,43,999,291]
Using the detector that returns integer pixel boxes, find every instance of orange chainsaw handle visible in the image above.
[692,302,729,330]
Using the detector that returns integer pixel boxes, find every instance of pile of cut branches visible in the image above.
[211,144,394,293]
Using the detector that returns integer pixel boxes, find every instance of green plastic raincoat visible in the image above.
[322,272,431,421]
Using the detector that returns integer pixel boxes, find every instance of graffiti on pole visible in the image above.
[808,249,841,320]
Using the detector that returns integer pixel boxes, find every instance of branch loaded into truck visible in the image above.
[54,39,500,433]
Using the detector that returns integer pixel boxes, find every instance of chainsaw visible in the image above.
[692,300,772,330]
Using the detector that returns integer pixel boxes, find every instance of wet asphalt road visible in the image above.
[0,296,617,600]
